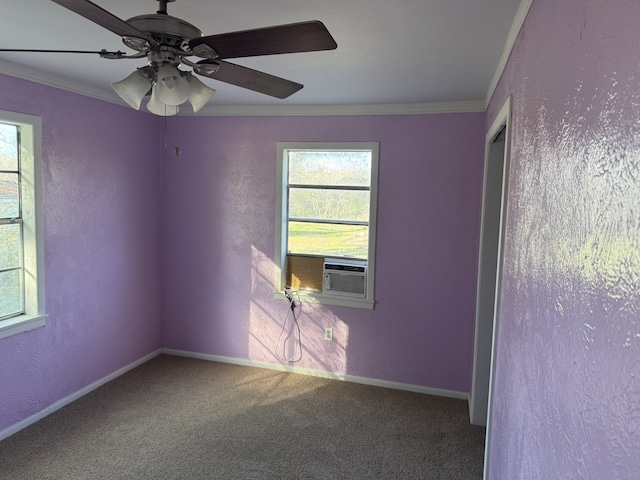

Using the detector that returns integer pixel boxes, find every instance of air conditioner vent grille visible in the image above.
[323,259,367,298]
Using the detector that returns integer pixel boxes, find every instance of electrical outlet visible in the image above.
[324,327,333,341]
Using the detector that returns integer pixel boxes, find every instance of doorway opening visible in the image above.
[469,97,511,430]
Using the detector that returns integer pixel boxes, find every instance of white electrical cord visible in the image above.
[275,288,303,363]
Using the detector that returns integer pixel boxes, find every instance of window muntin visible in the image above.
[0,123,23,320]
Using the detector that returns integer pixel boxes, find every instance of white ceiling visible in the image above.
[0,0,526,114]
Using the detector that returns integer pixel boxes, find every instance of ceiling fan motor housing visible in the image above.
[125,14,203,53]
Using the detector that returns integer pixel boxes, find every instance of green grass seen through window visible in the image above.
[287,222,368,259]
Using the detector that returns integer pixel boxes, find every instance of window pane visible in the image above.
[288,221,368,259]
[0,123,18,171]
[289,188,370,222]
[289,151,371,186]
[0,173,19,219]
[0,223,21,270]
[0,269,22,318]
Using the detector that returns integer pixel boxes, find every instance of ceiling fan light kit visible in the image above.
[147,87,179,116]
[1,0,338,115]
[154,64,190,105]
[186,74,216,112]
[112,64,216,115]
[111,69,152,110]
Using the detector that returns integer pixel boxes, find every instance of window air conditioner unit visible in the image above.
[323,259,367,298]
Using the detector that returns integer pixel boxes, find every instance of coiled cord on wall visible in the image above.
[275,288,303,363]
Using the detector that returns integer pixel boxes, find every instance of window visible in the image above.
[275,142,379,309]
[0,111,46,339]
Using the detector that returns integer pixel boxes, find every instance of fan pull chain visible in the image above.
[162,110,167,148]
[174,113,181,157]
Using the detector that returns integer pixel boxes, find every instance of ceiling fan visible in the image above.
[0,0,338,115]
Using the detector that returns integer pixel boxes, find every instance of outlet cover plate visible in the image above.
[324,327,333,341]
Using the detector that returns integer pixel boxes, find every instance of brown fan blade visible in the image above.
[51,0,158,46]
[189,21,337,59]
[195,60,303,99]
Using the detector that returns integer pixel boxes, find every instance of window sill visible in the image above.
[274,291,374,310]
[0,314,47,340]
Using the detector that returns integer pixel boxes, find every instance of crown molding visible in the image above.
[0,58,122,105]
[485,0,533,106]
[191,100,486,116]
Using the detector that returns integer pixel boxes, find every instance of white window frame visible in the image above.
[275,142,379,309]
[0,110,46,339]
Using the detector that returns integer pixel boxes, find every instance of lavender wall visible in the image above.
[0,75,163,433]
[486,0,640,478]
[161,113,484,393]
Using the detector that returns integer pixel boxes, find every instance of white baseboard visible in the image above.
[0,349,162,442]
[1,348,468,442]
[162,348,469,400]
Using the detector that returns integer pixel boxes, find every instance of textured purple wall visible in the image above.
[486,0,640,478]
[0,75,163,433]
[161,113,484,392]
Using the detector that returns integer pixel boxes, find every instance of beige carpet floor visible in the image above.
[0,355,485,479]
